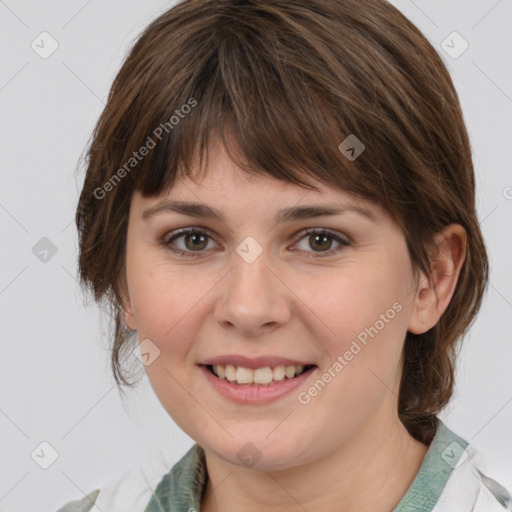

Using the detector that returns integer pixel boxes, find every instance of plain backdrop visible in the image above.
[0,1,511,510]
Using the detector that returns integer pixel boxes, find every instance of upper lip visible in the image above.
[200,355,315,369]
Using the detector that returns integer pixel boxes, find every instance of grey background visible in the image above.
[0,1,511,510]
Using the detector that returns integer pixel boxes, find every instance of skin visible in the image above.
[122,139,467,512]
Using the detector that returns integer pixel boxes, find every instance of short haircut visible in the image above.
[75,0,488,444]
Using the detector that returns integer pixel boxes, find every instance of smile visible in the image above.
[207,363,315,385]
[199,363,318,404]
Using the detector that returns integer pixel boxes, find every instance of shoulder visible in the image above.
[55,444,202,512]
[55,461,172,512]
[432,421,511,511]
[56,489,100,512]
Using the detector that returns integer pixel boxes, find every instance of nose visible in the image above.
[214,243,292,336]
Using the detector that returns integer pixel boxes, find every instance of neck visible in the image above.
[200,413,429,512]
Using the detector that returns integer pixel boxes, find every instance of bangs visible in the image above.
[107,5,394,211]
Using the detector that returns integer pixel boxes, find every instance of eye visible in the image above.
[161,227,350,258]
[162,228,218,257]
[292,228,349,257]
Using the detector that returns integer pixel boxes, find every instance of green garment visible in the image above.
[57,418,469,512]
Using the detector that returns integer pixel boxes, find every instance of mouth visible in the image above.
[202,363,317,386]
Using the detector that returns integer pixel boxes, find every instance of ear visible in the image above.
[119,280,137,331]
[408,224,467,335]
[122,302,137,331]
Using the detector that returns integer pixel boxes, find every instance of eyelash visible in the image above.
[161,227,350,258]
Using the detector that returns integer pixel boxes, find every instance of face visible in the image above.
[122,141,422,471]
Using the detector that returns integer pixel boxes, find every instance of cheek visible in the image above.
[127,257,215,352]
[302,257,409,375]
[315,267,404,336]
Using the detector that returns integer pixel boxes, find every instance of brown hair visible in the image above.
[75,0,488,444]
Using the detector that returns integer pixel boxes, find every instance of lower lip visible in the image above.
[199,365,317,404]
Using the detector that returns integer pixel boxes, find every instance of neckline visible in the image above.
[392,418,469,511]
[144,418,468,512]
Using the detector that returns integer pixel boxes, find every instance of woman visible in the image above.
[58,0,510,510]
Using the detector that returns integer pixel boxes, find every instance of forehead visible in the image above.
[132,141,384,220]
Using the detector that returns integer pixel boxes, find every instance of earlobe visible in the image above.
[123,303,137,331]
[407,224,467,335]
[119,283,137,331]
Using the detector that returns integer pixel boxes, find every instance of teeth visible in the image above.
[225,364,236,382]
[216,365,226,379]
[235,366,254,384]
[273,365,286,381]
[253,367,273,384]
[211,363,308,385]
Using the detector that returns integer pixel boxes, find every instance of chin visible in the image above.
[205,432,313,472]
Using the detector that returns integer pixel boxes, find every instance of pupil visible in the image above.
[186,233,207,250]
[312,234,330,251]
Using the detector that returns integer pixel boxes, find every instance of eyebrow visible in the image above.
[141,200,379,224]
